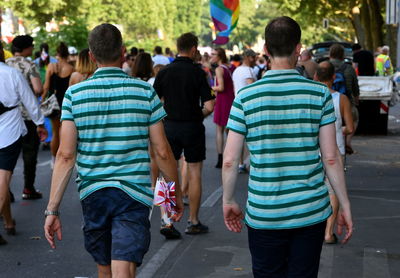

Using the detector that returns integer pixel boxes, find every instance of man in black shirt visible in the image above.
[153,33,215,237]
[352,43,375,76]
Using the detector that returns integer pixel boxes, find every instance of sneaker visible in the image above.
[185,221,208,235]
[22,188,43,200]
[160,224,181,240]
[238,164,248,174]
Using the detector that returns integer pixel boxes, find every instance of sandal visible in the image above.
[324,233,338,244]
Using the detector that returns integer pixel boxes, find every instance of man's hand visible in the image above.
[336,207,353,244]
[171,196,184,222]
[223,202,244,233]
[44,215,62,249]
[37,125,48,142]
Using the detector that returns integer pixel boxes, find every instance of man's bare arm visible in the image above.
[222,130,244,204]
[319,123,353,243]
[46,121,77,211]
[202,99,215,118]
[30,76,43,96]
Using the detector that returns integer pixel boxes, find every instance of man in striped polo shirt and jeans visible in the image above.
[222,17,353,277]
[44,24,183,277]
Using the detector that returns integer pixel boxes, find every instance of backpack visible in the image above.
[332,63,347,95]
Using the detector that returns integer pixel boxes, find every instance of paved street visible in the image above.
[1,104,400,278]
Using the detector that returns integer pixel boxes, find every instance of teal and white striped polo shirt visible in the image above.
[61,67,166,207]
[227,69,336,229]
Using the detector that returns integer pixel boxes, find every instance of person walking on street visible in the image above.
[6,35,44,200]
[210,47,235,169]
[44,24,183,278]
[0,44,47,245]
[153,33,215,235]
[232,49,257,173]
[376,45,393,76]
[222,16,353,277]
[329,43,359,155]
[42,42,74,168]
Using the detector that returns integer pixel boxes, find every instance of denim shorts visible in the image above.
[81,187,151,266]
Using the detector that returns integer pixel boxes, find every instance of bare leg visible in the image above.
[179,157,188,197]
[97,264,111,278]
[187,162,203,224]
[0,170,13,224]
[111,260,136,278]
[215,125,225,154]
[50,117,61,157]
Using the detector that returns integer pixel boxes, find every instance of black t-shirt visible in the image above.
[153,56,214,122]
[353,50,375,76]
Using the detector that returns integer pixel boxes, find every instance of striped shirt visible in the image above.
[61,67,166,207]
[227,69,336,229]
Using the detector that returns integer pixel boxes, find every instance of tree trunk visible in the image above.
[360,0,373,51]
[351,7,365,47]
[367,0,384,51]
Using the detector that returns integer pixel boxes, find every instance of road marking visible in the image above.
[318,245,334,278]
[201,186,223,207]
[137,240,181,278]
[363,248,391,278]
[37,160,51,167]
[349,195,400,203]
[138,186,223,277]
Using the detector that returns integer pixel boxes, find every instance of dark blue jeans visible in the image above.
[247,221,326,278]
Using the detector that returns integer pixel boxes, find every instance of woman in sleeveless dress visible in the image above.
[211,48,235,168]
[42,42,74,166]
[69,48,96,86]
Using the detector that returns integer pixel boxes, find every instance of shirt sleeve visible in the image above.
[28,62,40,79]
[148,87,166,125]
[15,70,44,125]
[320,87,336,127]
[227,95,247,135]
[61,88,74,122]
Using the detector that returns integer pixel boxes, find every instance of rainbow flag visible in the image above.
[210,0,240,45]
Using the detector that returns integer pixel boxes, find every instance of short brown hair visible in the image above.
[177,33,198,53]
[88,23,122,64]
[329,44,345,60]
[265,16,301,58]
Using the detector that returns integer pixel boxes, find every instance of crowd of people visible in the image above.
[0,14,394,277]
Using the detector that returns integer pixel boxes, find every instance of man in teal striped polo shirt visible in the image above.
[44,24,183,277]
[222,17,353,277]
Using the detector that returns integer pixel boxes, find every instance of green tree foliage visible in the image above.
[273,0,385,50]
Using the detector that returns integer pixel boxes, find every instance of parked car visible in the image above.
[308,41,353,63]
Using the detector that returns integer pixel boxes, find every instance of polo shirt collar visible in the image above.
[92,67,127,77]
[263,69,300,77]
